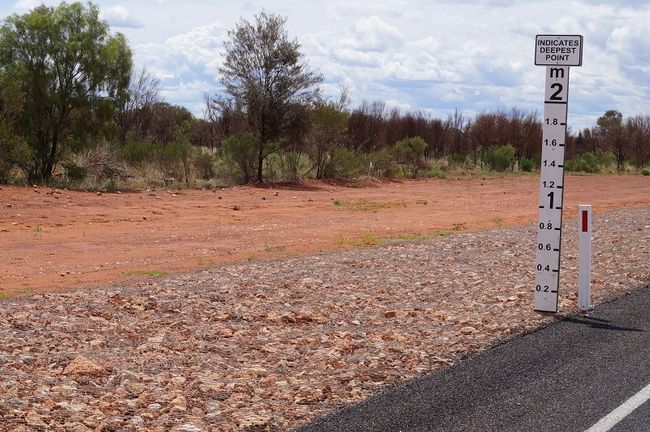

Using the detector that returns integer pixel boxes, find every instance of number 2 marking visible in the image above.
[550,83,563,101]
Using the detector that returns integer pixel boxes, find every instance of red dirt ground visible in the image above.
[1,174,648,296]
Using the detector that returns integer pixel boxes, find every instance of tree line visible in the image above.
[0,3,648,187]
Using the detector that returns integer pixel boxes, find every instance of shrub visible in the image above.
[520,157,534,172]
[278,150,310,181]
[76,144,129,180]
[483,144,516,172]
[121,140,156,166]
[366,148,397,178]
[193,151,216,180]
[391,136,428,178]
[428,167,447,179]
[220,134,258,183]
[448,153,466,164]
[104,179,120,193]
[327,146,364,179]
[62,160,88,181]
[642,168,650,176]
[565,152,600,173]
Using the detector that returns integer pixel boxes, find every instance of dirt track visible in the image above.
[1,174,649,295]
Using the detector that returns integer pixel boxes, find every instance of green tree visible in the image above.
[219,12,322,183]
[596,110,625,171]
[0,2,132,184]
[307,99,349,179]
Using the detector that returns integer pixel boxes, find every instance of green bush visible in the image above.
[428,167,447,179]
[448,153,466,164]
[278,150,310,181]
[62,160,88,181]
[596,151,616,168]
[104,178,120,193]
[220,134,258,183]
[391,136,428,178]
[366,148,397,178]
[121,140,156,166]
[565,151,601,173]
[641,168,650,176]
[193,151,216,180]
[483,144,516,172]
[519,157,534,172]
[328,146,364,179]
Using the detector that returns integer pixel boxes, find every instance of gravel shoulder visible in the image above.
[1,206,648,431]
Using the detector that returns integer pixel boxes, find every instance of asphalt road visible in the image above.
[298,284,650,432]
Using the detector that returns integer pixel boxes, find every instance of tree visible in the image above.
[0,2,132,184]
[219,12,322,183]
[307,92,349,179]
[116,68,160,144]
[597,110,625,170]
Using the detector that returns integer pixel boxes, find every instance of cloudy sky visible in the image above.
[2,0,649,130]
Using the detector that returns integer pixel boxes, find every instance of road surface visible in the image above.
[299,284,650,432]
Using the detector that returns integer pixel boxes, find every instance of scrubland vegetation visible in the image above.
[1,3,648,192]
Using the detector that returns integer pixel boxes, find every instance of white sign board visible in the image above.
[534,65,570,312]
[533,34,582,313]
[535,35,583,66]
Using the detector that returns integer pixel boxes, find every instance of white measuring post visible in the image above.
[578,204,592,315]
[533,35,583,313]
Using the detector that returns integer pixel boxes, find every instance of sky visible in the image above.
[1,0,649,131]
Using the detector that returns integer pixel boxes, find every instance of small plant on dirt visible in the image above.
[451,223,467,231]
[124,270,166,277]
[264,244,285,253]
[33,225,42,237]
[333,198,405,212]
[642,168,650,176]
[416,199,428,205]
[493,216,503,226]
[105,179,120,193]
[360,233,379,246]
[246,253,257,262]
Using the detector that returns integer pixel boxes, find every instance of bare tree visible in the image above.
[116,68,161,144]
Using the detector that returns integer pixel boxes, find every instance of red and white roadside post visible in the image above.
[578,204,592,315]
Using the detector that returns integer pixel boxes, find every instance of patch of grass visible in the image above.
[246,253,257,262]
[0,292,9,300]
[264,244,285,253]
[642,168,650,176]
[397,232,431,241]
[492,216,503,226]
[124,270,167,277]
[451,223,467,231]
[333,198,406,212]
[360,233,380,246]
[416,199,428,205]
[33,225,42,237]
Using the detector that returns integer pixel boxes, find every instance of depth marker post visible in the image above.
[578,204,592,315]
[533,34,583,312]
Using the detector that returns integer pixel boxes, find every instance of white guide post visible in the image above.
[533,35,583,313]
[578,204,592,315]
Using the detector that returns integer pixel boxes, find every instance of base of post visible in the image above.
[578,308,590,316]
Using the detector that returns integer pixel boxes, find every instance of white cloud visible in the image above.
[101,5,143,29]
[341,16,403,52]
